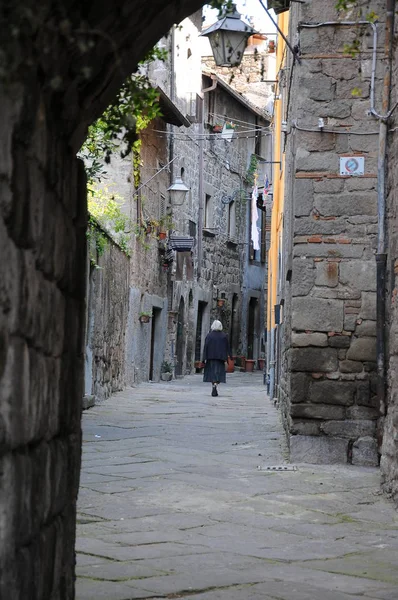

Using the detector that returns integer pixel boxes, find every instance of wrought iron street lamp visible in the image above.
[201,4,256,67]
[167,176,189,205]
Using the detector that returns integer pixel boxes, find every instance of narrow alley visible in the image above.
[76,373,398,600]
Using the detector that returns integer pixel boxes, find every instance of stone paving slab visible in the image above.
[77,372,398,599]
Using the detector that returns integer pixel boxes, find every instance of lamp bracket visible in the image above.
[221,188,242,205]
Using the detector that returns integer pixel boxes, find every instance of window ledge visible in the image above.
[226,237,238,248]
[203,229,216,238]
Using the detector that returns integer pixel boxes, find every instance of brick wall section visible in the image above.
[281,0,386,465]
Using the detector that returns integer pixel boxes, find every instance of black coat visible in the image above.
[203,331,231,362]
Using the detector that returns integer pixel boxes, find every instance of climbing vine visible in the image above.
[80,46,166,183]
[80,46,168,263]
[87,184,132,266]
[246,154,258,187]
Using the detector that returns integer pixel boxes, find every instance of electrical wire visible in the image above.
[151,126,271,137]
[209,112,273,130]
[146,130,272,142]
[292,120,380,135]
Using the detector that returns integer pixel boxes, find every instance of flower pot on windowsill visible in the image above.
[212,124,223,133]
[158,231,167,240]
[245,359,256,372]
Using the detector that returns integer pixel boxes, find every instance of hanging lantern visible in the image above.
[167,176,189,206]
[201,4,256,67]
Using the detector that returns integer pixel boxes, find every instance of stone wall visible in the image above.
[0,0,209,596]
[85,229,130,402]
[381,3,398,505]
[0,103,87,597]
[281,0,386,465]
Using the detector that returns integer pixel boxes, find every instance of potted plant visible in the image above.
[258,354,265,370]
[217,298,225,307]
[157,214,173,240]
[245,359,256,372]
[212,123,223,133]
[139,310,152,323]
[160,361,173,381]
[222,122,236,141]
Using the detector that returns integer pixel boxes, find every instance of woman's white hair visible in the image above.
[211,320,223,331]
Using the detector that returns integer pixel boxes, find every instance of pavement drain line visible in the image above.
[257,465,298,471]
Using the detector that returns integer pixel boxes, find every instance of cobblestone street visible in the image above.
[76,373,398,600]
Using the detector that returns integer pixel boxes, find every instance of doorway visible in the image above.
[175,297,185,376]
[195,301,207,361]
[149,307,161,381]
[247,297,258,359]
[230,293,239,356]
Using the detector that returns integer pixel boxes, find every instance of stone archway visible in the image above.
[0,1,205,597]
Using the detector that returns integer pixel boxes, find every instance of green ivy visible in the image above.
[246,154,258,187]
[87,184,132,265]
[80,46,166,182]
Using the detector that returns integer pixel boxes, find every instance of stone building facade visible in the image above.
[96,11,272,386]
[274,0,387,466]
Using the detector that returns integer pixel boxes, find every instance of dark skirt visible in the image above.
[203,359,226,383]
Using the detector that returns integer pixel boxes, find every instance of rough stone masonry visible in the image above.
[280,0,386,467]
[0,0,205,597]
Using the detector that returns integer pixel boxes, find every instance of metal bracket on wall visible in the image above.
[221,188,243,205]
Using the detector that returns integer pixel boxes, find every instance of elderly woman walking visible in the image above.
[203,320,232,396]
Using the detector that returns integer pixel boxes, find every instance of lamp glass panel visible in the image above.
[209,30,249,67]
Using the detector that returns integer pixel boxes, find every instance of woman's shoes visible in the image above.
[212,384,218,397]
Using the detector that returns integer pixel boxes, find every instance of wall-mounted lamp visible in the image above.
[167,176,189,206]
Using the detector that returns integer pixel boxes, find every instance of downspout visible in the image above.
[167,26,176,313]
[376,0,395,420]
[169,25,176,193]
[197,74,217,279]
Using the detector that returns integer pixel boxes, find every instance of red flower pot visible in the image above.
[245,359,255,373]
[226,357,235,373]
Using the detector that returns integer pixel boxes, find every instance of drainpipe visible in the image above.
[377,0,395,419]
[197,74,218,279]
[169,25,176,193]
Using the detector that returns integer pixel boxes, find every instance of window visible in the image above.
[204,194,212,229]
[189,220,197,238]
[228,201,236,239]
[255,126,261,157]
